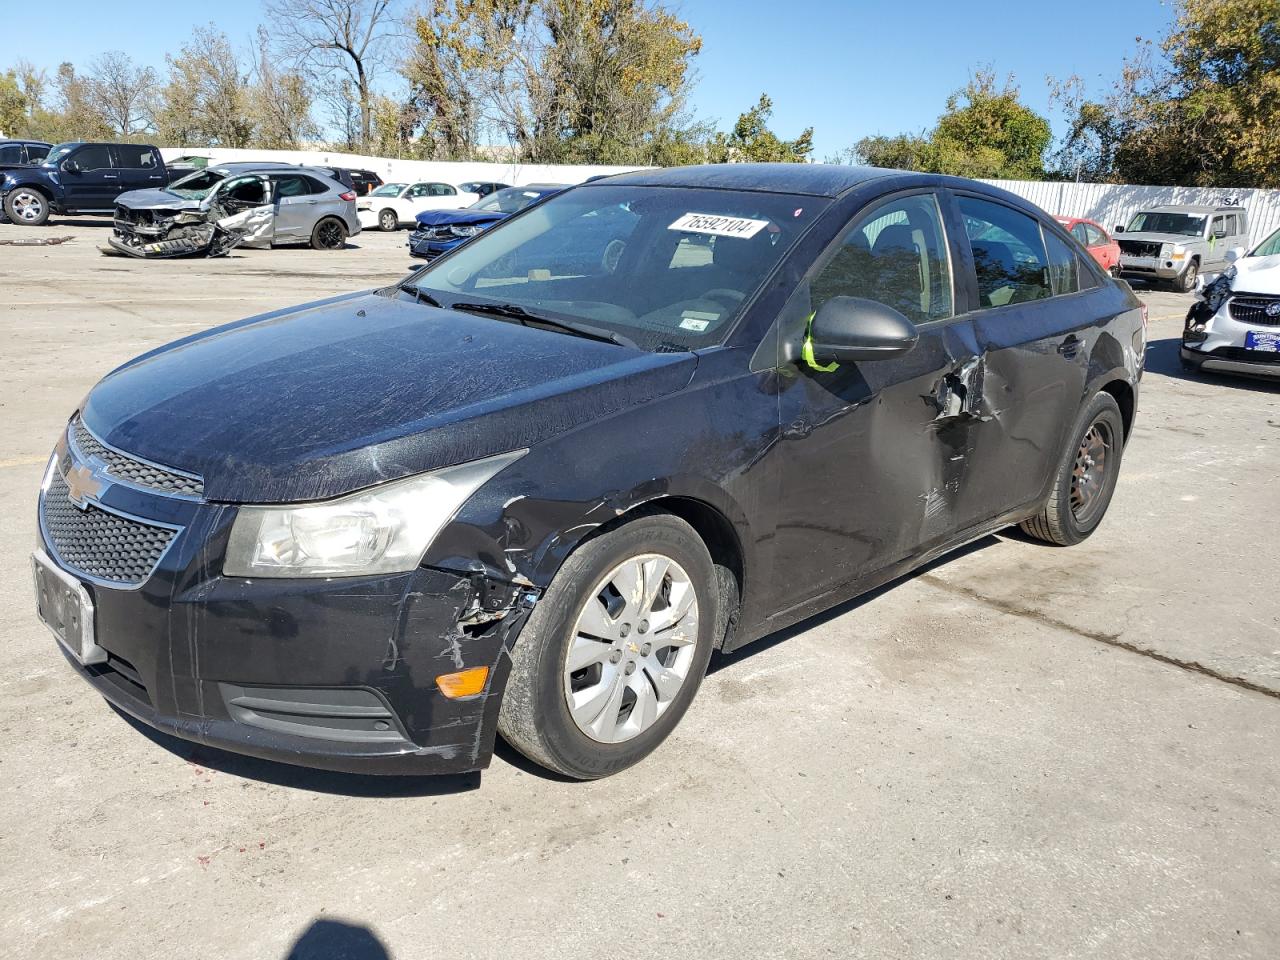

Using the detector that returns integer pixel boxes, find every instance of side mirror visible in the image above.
[807,296,919,365]
[1213,231,1227,240]
[1114,225,1125,233]
[62,159,81,174]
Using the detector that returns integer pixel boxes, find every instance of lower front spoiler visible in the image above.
[58,639,510,776]
[1181,345,1280,379]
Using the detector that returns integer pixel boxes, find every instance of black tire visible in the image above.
[4,187,51,226]
[498,513,718,780]
[1177,258,1199,293]
[310,217,348,250]
[377,208,398,232]
[1020,392,1125,546]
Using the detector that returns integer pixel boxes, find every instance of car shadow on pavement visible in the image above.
[709,535,1000,676]
[1146,335,1280,392]
[284,918,391,959]
[110,705,481,797]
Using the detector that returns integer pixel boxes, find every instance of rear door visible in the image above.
[769,189,986,611]
[62,144,117,210]
[112,144,165,194]
[269,174,319,241]
[949,193,1092,517]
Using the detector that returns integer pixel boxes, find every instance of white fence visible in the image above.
[983,178,1280,247]
[160,148,1280,246]
[158,147,644,190]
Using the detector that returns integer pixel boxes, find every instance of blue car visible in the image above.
[408,184,567,260]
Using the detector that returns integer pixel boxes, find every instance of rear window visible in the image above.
[114,145,157,168]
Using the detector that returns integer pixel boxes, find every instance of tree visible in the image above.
[155,26,254,147]
[266,0,400,149]
[86,51,157,136]
[706,93,812,163]
[46,63,113,142]
[249,28,320,149]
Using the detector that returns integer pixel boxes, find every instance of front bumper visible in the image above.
[408,230,463,261]
[1181,344,1280,378]
[1119,255,1188,280]
[37,423,536,775]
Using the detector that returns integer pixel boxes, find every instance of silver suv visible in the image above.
[1115,204,1249,292]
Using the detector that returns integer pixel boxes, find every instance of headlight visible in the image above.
[223,450,525,578]
[450,224,483,238]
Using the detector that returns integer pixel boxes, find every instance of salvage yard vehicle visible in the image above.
[460,180,511,199]
[110,163,360,256]
[1116,204,1249,292]
[409,184,567,260]
[1057,216,1121,276]
[357,181,481,231]
[33,164,1144,780]
[2,141,168,226]
[1182,225,1280,378]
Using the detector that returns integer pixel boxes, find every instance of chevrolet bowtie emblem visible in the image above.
[64,461,106,509]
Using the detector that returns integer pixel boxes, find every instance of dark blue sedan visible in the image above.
[408,184,567,260]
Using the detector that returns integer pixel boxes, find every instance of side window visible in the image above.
[303,176,329,195]
[113,145,155,168]
[408,184,431,198]
[808,193,953,324]
[221,176,267,205]
[73,145,113,170]
[431,183,456,197]
[958,197,1051,307]
[1084,224,1107,247]
[1070,222,1090,246]
[1211,215,1227,238]
[1043,228,1079,296]
[0,143,21,163]
[27,144,50,163]
[1225,214,1239,236]
[274,176,309,198]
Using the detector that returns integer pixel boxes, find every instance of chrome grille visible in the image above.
[1228,295,1280,327]
[72,418,203,497]
[41,471,177,586]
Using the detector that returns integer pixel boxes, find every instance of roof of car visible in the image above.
[0,138,52,147]
[1145,204,1241,214]
[587,163,895,197]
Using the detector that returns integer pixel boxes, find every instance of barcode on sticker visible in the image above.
[669,213,768,239]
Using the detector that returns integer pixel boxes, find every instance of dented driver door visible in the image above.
[764,190,989,615]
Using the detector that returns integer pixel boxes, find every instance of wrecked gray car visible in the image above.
[108,164,361,258]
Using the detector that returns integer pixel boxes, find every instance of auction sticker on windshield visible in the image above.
[669,212,769,239]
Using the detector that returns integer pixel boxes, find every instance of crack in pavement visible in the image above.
[918,573,1280,701]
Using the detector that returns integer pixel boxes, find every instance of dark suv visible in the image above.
[2,142,168,225]
[33,165,1145,781]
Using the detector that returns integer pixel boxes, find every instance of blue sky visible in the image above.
[14,0,1175,158]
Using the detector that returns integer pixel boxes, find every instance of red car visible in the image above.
[1057,216,1121,276]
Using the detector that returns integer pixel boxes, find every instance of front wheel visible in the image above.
[378,208,398,232]
[498,513,717,779]
[1020,392,1125,546]
[4,188,50,225]
[1177,259,1199,293]
[310,217,348,250]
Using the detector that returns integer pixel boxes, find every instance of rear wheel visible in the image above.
[4,188,50,226]
[498,513,717,779]
[377,208,398,232]
[310,217,347,250]
[1020,392,1125,546]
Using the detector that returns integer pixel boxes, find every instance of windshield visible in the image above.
[42,143,77,166]
[471,187,556,214]
[166,168,228,199]
[1251,227,1280,258]
[370,183,406,197]
[1127,211,1206,237]
[404,184,828,351]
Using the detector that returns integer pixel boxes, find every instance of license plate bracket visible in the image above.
[1245,330,1280,353]
[32,550,105,665]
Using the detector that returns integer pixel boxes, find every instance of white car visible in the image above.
[357,182,481,231]
[1182,227,1280,378]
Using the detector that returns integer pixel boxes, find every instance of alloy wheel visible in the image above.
[379,210,397,231]
[1070,420,1112,523]
[563,553,700,744]
[12,192,44,223]
[316,220,346,249]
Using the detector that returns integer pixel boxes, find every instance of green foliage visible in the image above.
[706,94,813,163]
[851,70,1050,179]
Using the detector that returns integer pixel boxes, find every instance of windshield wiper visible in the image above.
[448,301,637,348]
[400,283,443,308]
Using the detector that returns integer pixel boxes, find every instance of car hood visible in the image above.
[115,188,203,211]
[80,290,697,503]
[1230,253,1280,294]
[414,208,506,227]
[1119,231,1200,246]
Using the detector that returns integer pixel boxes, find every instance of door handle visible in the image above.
[102,174,119,180]
[1057,335,1082,359]
[148,175,162,180]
